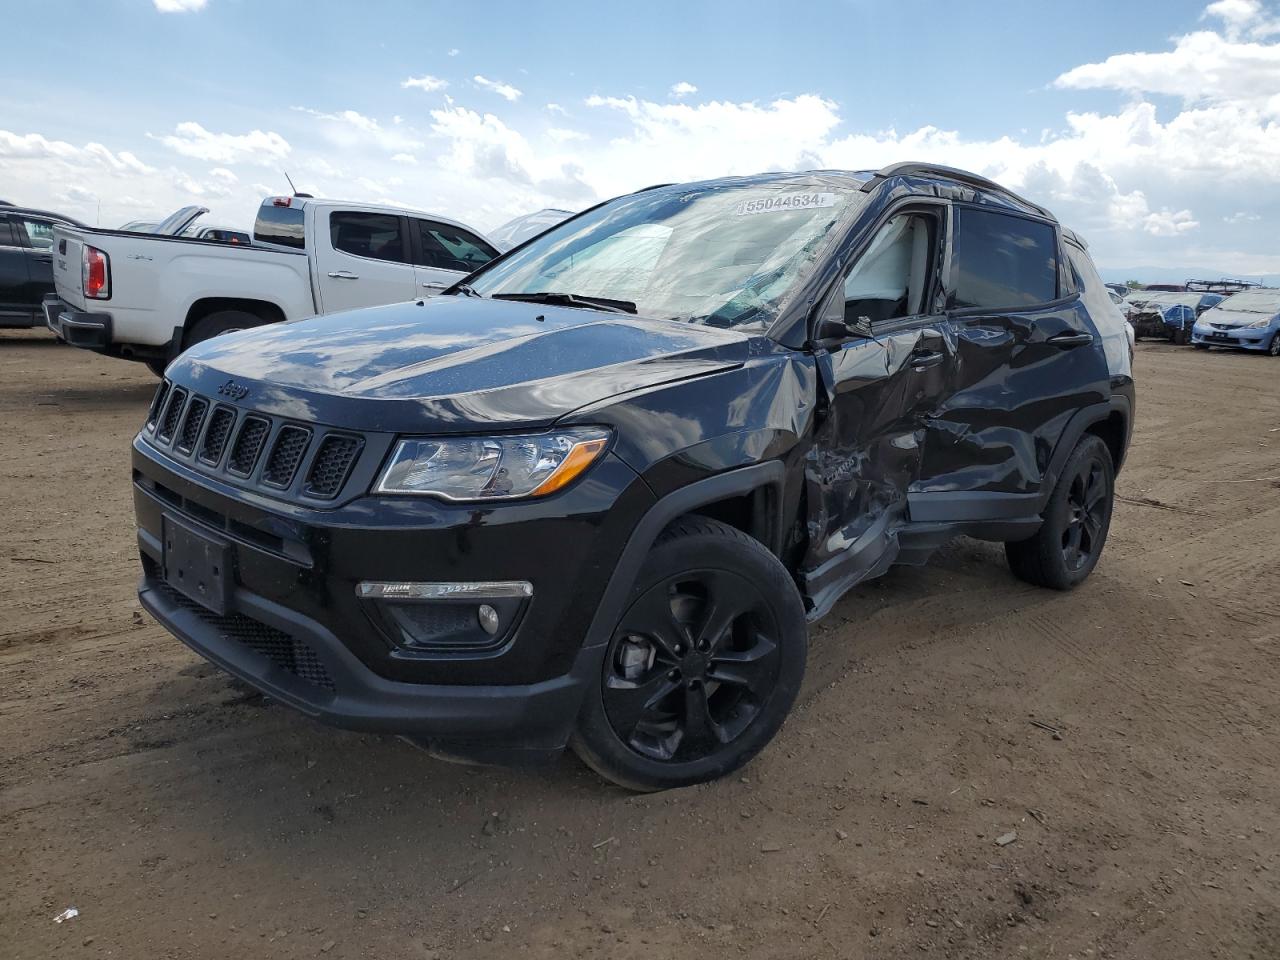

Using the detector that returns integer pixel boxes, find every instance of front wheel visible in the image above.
[1006,435,1115,590]
[1268,333,1280,357]
[572,516,807,791]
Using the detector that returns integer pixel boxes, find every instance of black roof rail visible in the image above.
[859,161,1055,221]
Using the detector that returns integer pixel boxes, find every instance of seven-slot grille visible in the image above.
[143,381,363,501]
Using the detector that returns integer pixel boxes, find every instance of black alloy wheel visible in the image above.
[1061,458,1109,573]
[572,516,806,791]
[1006,434,1115,590]
[602,568,780,763]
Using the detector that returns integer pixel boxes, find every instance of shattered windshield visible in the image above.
[1217,290,1280,314]
[467,176,862,330]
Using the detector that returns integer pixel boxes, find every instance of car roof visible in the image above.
[1,205,88,227]
[631,163,1059,226]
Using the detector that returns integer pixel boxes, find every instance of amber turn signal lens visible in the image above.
[530,437,610,497]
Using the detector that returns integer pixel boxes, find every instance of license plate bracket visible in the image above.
[162,514,232,615]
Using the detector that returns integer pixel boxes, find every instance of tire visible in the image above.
[184,309,259,350]
[1269,333,1280,357]
[1173,328,1188,346]
[571,516,807,791]
[1005,434,1115,591]
[145,358,169,378]
[1193,343,1209,351]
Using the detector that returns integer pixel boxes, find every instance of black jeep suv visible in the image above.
[133,163,1134,790]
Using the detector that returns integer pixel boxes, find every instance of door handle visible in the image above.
[32,254,52,264]
[421,281,448,290]
[909,349,945,370]
[1047,331,1094,348]
[327,270,359,280]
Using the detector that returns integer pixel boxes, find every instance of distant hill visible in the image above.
[1097,265,1278,288]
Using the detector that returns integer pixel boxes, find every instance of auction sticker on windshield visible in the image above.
[736,193,837,216]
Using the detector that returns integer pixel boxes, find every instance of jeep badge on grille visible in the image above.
[218,380,250,401]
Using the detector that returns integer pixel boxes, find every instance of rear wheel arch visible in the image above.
[181,297,286,349]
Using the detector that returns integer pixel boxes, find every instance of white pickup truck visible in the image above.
[46,196,501,375]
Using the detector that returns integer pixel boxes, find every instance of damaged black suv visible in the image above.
[134,163,1134,790]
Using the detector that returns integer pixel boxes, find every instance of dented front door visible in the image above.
[802,318,951,612]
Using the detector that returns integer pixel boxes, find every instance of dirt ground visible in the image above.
[2,329,1278,960]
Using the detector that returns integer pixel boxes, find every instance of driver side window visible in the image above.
[842,213,937,326]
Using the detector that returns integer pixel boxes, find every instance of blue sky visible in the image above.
[3,0,1277,278]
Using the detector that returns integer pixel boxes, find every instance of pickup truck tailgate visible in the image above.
[52,227,87,311]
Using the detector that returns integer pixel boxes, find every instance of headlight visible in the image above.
[374,428,611,500]
[1247,317,1273,329]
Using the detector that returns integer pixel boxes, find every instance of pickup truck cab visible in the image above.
[47,197,500,375]
[0,205,86,328]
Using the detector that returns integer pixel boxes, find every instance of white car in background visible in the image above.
[47,196,500,375]
[489,208,573,251]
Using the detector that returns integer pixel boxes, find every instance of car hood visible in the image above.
[1199,308,1276,328]
[171,297,755,433]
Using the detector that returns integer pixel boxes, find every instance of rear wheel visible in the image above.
[572,517,807,791]
[145,358,168,378]
[184,309,259,350]
[1006,434,1115,590]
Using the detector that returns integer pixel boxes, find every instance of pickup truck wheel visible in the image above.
[1006,434,1114,590]
[185,309,259,349]
[145,359,168,378]
[571,516,806,792]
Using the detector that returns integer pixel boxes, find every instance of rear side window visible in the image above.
[415,219,498,272]
[331,212,407,263]
[16,217,57,249]
[950,208,1059,310]
[0,217,20,248]
[254,202,306,249]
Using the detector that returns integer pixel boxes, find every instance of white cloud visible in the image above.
[402,75,448,93]
[209,167,237,183]
[390,152,418,164]
[670,81,698,98]
[155,121,290,164]
[546,103,567,115]
[153,0,207,11]
[473,75,522,101]
[547,127,589,143]
[1224,210,1262,222]
[447,48,460,57]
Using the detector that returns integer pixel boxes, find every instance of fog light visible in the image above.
[478,604,500,636]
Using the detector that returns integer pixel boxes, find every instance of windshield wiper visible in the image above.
[450,282,484,298]
[491,291,637,314]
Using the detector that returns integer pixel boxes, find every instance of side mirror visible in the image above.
[817,314,873,343]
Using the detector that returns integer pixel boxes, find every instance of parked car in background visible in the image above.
[1105,282,1130,299]
[46,196,500,375]
[134,163,1133,790]
[0,205,87,328]
[182,224,251,244]
[489,208,574,251]
[1191,288,1280,356]
[1124,290,1223,344]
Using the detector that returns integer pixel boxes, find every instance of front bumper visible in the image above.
[1191,326,1273,350]
[132,434,654,756]
[43,294,112,350]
